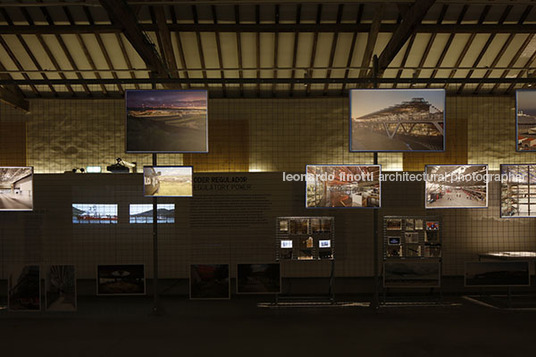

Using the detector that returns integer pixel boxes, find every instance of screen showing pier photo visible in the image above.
[306,165,381,208]
[143,166,193,197]
[0,167,33,211]
[425,165,488,209]
[350,89,445,152]
[72,204,118,224]
[129,204,175,224]
[516,90,536,151]
[126,90,208,153]
[500,164,536,217]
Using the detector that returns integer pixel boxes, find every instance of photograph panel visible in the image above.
[236,264,281,294]
[129,204,175,224]
[8,265,40,311]
[190,264,230,300]
[306,165,381,208]
[126,90,208,153]
[500,164,536,217]
[143,166,193,197]
[350,89,445,152]
[0,167,33,211]
[72,204,118,224]
[46,265,76,312]
[465,261,530,287]
[97,264,146,295]
[516,90,536,152]
[384,261,440,288]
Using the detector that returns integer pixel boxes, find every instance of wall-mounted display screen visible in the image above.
[129,204,175,223]
[425,165,488,208]
[319,240,331,248]
[8,265,40,311]
[350,89,445,152]
[500,164,536,217]
[190,264,230,300]
[97,264,145,295]
[236,264,281,294]
[0,167,33,211]
[126,90,208,153]
[72,204,118,224]
[388,237,401,245]
[516,90,536,151]
[280,240,293,248]
[143,166,193,197]
[465,261,530,287]
[306,165,381,208]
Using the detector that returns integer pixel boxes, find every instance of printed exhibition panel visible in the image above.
[500,164,536,218]
[425,165,488,209]
[0,167,33,211]
[143,166,193,197]
[236,263,281,294]
[126,90,208,153]
[516,90,536,152]
[383,261,441,288]
[129,204,175,224]
[45,265,77,312]
[306,165,381,208]
[72,204,118,224]
[190,264,230,300]
[350,89,445,152]
[465,261,530,287]
[8,265,40,311]
[97,264,146,295]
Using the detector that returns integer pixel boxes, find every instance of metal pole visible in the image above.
[152,153,162,315]
[370,54,380,310]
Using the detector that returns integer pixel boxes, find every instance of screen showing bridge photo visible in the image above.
[350,89,445,152]
[516,90,536,151]
[306,165,381,208]
[143,166,192,197]
[425,165,488,209]
[500,164,536,217]
[72,204,118,224]
[126,90,208,153]
[0,167,33,211]
[129,204,175,224]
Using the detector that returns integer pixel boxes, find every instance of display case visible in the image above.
[276,217,334,261]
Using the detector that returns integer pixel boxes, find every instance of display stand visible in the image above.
[381,216,443,305]
[151,153,164,315]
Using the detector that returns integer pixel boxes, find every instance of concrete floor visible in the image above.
[0,296,535,357]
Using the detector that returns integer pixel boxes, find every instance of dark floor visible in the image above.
[1,295,535,357]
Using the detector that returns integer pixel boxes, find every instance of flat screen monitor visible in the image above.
[129,204,175,224]
[0,166,33,211]
[319,240,331,248]
[72,204,118,224]
[306,165,381,208]
[126,89,208,153]
[280,240,293,249]
[350,89,445,152]
[143,166,193,197]
[425,165,488,209]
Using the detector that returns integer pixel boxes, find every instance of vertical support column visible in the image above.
[152,153,162,315]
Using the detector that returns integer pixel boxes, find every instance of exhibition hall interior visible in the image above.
[2,0,536,355]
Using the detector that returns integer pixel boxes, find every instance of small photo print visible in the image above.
[386,219,402,230]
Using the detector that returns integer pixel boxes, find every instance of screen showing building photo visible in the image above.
[8,265,40,311]
[0,167,33,211]
[465,261,530,287]
[516,90,536,151]
[350,89,445,152]
[236,264,281,294]
[45,265,76,312]
[72,204,118,224]
[129,204,175,224]
[425,165,488,208]
[384,261,440,288]
[190,264,230,300]
[144,166,192,197]
[281,240,293,248]
[306,165,381,208]
[97,264,145,295]
[126,90,208,153]
[501,164,536,217]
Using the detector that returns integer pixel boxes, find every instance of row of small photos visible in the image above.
[6,263,281,311]
[384,217,441,259]
[277,217,334,261]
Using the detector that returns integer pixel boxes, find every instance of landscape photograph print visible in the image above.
[0,167,33,211]
[126,90,208,153]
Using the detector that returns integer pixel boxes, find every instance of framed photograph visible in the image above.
[384,261,440,288]
[516,90,536,152]
[190,264,230,300]
[289,218,309,234]
[143,166,193,197]
[0,167,33,211]
[424,245,442,258]
[280,240,293,249]
[405,219,414,231]
[405,245,422,257]
[425,165,488,208]
[129,204,175,224]
[425,230,440,243]
[386,219,402,230]
[386,246,403,258]
[350,89,445,152]
[415,219,424,230]
[465,261,530,287]
[45,265,76,312]
[306,165,381,208]
[97,264,145,295]
[8,265,40,311]
[279,220,289,232]
[404,232,419,244]
[236,264,281,294]
[426,221,440,231]
[500,164,536,217]
[126,89,208,153]
[72,204,118,224]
